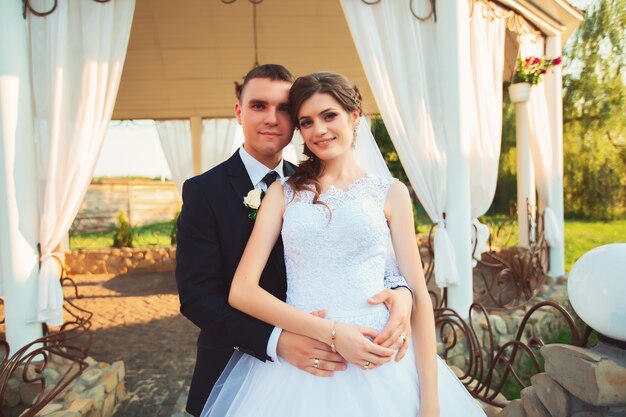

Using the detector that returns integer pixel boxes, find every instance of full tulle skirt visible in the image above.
[201,341,487,417]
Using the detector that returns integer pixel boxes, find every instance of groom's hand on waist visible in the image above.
[369,288,413,361]
[276,311,347,377]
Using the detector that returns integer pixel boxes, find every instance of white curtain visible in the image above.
[29,0,135,325]
[468,2,506,262]
[519,35,564,247]
[159,118,304,193]
[341,0,458,287]
[156,120,194,193]
[201,118,243,174]
[283,130,304,165]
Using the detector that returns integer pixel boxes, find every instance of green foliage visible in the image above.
[170,211,180,245]
[562,0,626,219]
[370,116,426,232]
[112,209,133,248]
[490,99,517,215]
[370,116,410,183]
[563,219,626,270]
[71,221,174,250]
[493,0,626,220]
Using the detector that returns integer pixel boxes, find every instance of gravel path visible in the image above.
[67,272,198,417]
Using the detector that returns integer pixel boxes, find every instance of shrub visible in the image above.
[113,209,133,248]
[170,211,180,245]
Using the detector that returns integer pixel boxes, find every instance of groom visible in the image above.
[176,64,413,417]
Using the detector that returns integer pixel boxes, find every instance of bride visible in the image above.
[201,72,487,417]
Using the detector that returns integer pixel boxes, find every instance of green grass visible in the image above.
[415,210,625,272]
[71,214,625,261]
[563,219,626,271]
[70,221,175,250]
[70,231,117,249]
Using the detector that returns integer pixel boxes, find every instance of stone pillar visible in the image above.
[436,0,474,315]
[509,83,536,248]
[544,35,565,276]
[0,0,44,351]
[190,116,203,176]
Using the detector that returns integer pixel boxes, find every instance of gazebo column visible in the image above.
[0,0,44,351]
[544,35,565,276]
[190,116,203,176]
[437,0,473,314]
[509,84,536,248]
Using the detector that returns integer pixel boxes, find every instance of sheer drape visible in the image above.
[468,2,506,262]
[341,0,457,287]
[158,119,303,193]
[156,120,194,193]
[201,119,243,174]
[519,35,564,247]
[157,119,242,193]
[29,0,135,325]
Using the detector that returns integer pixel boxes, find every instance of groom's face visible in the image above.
[235,78,294,165]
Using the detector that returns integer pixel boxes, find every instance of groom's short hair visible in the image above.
[236,64,294,101]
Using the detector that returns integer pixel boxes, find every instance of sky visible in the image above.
[93,120,171,178]
[94,0,596,178]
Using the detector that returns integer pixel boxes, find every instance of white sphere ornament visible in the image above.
[568,243,626,342]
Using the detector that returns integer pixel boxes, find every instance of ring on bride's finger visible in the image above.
[399,334,407,344]
[364,360,371,369]
[313,358,320,368]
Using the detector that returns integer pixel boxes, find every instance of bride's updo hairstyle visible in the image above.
[287,72,363,204]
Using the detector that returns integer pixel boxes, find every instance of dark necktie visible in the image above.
[262,170,279,189]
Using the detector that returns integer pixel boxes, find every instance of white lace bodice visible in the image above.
[281,177,402,331]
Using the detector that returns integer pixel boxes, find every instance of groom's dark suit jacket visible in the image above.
[176,151,297,416]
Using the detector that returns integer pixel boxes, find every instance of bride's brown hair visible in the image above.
[287,72,363,204]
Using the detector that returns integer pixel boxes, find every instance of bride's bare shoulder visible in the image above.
[384,180,411,217]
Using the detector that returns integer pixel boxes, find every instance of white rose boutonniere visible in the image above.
[243,188,263,219]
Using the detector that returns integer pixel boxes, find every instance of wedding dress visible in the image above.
[201,177,487,417]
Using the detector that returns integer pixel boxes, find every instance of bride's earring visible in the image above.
[352,125,358,148]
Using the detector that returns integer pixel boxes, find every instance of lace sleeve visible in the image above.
[383,237,410,291]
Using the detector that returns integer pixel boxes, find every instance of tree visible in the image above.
[562,0,626,219]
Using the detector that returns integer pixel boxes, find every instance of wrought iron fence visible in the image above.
[0,267,92,417]
[420,199,581,407]
[472,200,549,310]
[434,301,589,407]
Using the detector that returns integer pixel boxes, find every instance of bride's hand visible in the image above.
[332,322,395,370]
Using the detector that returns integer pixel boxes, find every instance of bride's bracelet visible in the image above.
[330,322,337,353]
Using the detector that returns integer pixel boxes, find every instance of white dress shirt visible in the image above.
[238,146,285,362]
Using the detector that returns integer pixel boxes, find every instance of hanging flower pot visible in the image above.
[508,55,562,104]
[508,82,532,103]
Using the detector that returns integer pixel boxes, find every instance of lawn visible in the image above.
[71,216,625,268]
[70,221,175,250]
[563,219,626,271]
[415,211,625,272]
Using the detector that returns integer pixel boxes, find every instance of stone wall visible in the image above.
[4,355,125,417]
[64,247,176,275]
[499,343,626,417]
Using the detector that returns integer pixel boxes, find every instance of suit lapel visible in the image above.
[227,152,255,239]
[227,152,254,205]
[226,151,288,275]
